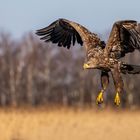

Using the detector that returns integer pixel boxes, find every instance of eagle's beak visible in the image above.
[83,63,90,69]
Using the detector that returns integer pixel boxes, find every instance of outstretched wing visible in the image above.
[36,18,101,50]
[105,20,140,58]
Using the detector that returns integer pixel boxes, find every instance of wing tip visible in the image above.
[35,30,41,36]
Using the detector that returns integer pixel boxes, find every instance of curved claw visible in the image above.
[114,92,120,106]
[96,91,104,105]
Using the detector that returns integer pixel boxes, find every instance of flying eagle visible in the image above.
[36,19,140,106]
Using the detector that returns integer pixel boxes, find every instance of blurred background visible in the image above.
[0,0,140,108]
[1,1,140,140]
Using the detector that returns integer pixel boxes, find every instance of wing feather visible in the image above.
[36,18,101,50]
[121,64,140,74]
[105,20,140,58]
[72,33,76,46]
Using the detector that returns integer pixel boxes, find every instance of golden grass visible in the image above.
[0,107,140,140]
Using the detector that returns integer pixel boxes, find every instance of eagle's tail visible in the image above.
[121,64,140,74]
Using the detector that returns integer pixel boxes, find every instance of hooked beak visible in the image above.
[83,63,90,69]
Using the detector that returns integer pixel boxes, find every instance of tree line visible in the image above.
[0,32,140,108]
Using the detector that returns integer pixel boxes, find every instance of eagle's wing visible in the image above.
[36,18,101,50]
[105,20,140,58]
[121,64,140,74]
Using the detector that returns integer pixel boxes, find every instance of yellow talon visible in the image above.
[114,92,120,106]
[96,91,103,104]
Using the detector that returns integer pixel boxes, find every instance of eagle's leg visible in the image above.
[96,71,109,105]
[111,64,124,106]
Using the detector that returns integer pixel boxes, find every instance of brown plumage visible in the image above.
[36,19,140,106]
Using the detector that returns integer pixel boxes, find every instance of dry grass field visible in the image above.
[0,107,140,140]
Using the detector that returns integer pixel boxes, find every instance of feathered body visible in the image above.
[36,19,140,105]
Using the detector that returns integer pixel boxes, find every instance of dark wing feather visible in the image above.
[105,20,140,58]
[36,18,101,50]
[121,64,140,74]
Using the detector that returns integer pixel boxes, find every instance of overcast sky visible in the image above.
[0,0,140,39]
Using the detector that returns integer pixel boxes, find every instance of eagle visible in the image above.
[36,18,140,106]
